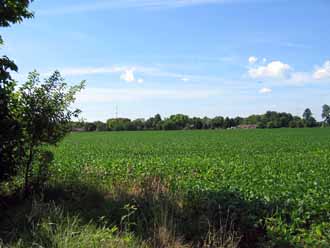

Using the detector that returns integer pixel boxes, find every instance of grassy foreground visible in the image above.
[1,129,330,247]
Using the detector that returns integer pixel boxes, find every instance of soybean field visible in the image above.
[50,128,330,247]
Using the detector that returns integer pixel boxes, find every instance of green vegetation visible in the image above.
[2,129,329,247]
[73,108,328,132]
[322,104,330,125]
[1,2,330,248]
[1,0,33,184]
[1,0,84,194]
[0,69,84,193]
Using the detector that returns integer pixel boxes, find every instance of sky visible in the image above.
[1,0,330,121]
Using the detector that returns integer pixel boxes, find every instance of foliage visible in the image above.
[322,104,330,125]
[17,71,85,193]
[77,110,325,133]
[163,114,190,130]
[2,201,144,248]
[0,0,33,27]
[107,118,132,131]
[303,108,317,127]
[48,129,330,247]
[303,108,312,120]
[0,0,33,184]
[0,0,33,45]
[94,121,108,131]
[0,57,21,181]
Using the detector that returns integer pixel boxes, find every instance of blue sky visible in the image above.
[1,0,330,121]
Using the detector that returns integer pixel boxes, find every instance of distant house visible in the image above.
[238,124,257,129]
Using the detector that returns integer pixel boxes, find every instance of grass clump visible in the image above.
[1,200,146,248]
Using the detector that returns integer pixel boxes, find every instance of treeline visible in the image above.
[72,105,330,132]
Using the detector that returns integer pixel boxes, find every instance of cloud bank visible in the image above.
[249,61,291,79]
[313,61,330,80]
[248,58,330,85]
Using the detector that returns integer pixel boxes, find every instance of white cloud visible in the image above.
[58,66,122,76]
[247,59,330,85]
[46,65,203,84]
[247,58,330,86]
[313,60,330,80]
[248,61,291,79]
[259,87,272,94]
[248,56,258,64]
[120,68,136,82]
[288,72,312,85]
[76,87,222,103]
[48,66,146,83]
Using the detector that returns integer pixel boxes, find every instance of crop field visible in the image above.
[47,128,330,247]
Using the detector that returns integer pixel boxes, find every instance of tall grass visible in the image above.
[1,176,242,248]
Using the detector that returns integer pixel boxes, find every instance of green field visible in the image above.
[45,128,330,247]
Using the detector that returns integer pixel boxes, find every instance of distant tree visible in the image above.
[145,114,162,130]
[107,118,131,131]
[257,121,266,129]
[303,108,312,121]
[322,104,330,125]
[233,117,243,127]
[245,114,259,125]
[190,117,203,129]
[154,114,162,124]
[101,110,323,132]
[229,118,237,128]
[85,122,97,132]
[162,118,176,130]
[289,120,296,128]
[131,119,145,131]
[303,108,317,127]
[167,114,189,130]
[307,117,317,128]
[202,117,212,129]
[289,116,305,128]
[94,121,107,131]
[70,118,86,130]
[145,117,154,130]
[279,113,293,127]
[223,117,231,129]
[245,111,294,128]
[211,116,224,129]
[267,121,275,129]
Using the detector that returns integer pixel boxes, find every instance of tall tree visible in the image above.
[303,108,312,120]
[0,57,21,181]
[0,0,33,52]
[0,0,33,26]
[322,104,330,125]
[303,108,317,127]
[0,0,33,182]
